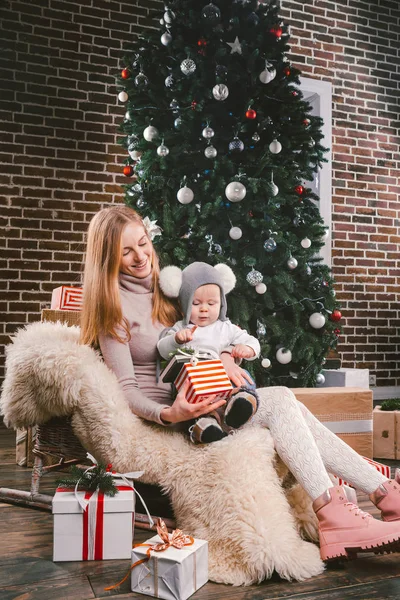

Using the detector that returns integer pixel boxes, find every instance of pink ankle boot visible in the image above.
[370,470,400,522]
[313,485,400,561]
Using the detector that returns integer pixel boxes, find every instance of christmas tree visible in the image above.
[116,0,342,387]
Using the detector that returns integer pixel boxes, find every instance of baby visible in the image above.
[158,262,260,444]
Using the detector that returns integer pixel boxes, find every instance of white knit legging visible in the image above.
[250,386,386,500]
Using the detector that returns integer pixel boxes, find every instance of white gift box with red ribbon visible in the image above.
[175,359,232,404]
[52,479,135,561]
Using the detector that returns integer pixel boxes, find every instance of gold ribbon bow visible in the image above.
[104,518,194,592]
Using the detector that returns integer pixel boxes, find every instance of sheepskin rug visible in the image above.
[1,321,324,585]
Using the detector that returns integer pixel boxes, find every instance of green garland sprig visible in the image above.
[56,462,118,497]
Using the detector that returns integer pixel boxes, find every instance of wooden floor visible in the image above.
[1,421,400,600]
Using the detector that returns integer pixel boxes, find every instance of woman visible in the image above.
[81,205,400,562]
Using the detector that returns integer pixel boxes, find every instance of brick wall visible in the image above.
[1,0,399,387]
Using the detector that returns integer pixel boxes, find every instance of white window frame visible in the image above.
[299,77,332,267]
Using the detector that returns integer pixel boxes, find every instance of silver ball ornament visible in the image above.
[174,117,182,129]
[118,91,128,102]
[229,226,242,240]
[252,132,260,142]
[287,257,298,270]
[134,72,148,88]
[204,145,217,159]
[163,10,175,23]
[202,126,214,139]
[177,186,194,204]
[212,84,229,101]
[316,373,325,385]
[225,181,246,203]
[229,137,244,152]
[301,237,312,249]
[143,125,159,142]
[246,269,263,286]
[276,348,292,364]
[165,74,174,87]
[269,139,282,154]
[257,321,266,336]
[161,32,172,46]
[255,283,267,294]
[124,111,131,120]
[180,58,196,76]
[261,358,271,368]
[270,182,279,196]
[264,238,277,252]
[157,144,169,157]
[201,2,221,24]
[309,312,326,329]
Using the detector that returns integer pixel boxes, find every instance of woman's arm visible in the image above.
[99,333,171,425]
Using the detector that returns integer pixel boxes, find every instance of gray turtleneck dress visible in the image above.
[98,272,172,425]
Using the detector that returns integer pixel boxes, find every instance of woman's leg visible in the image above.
[251,386,334,500]
[297,402,386,494]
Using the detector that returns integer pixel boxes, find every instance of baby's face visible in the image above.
[190,284,221,327]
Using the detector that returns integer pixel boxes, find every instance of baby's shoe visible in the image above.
[224,388,259,429]
[189,416,227,444]
[370,469,400,522]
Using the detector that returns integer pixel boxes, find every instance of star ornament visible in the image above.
[227,36,242,55]
[142,217,162,240]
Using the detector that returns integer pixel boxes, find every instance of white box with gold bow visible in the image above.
[130,523,208,600]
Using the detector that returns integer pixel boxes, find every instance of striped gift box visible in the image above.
[51,286,83,311]
[175,359,233,404]
[332,456,391,488]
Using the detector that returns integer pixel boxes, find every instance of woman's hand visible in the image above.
[220,352,254,387]
[160,379,226,424]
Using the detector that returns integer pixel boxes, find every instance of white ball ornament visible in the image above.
[255,282,267,294]
[309,312,326,329]
[259,67,276,84]
[163,10,175,23]
[301,237,312,248]
[143,126,159,142]
[130,150,142,161]
[270,182,279,196]
[276,348,292,364]
[161,32,172,46]
[229,226,242,240]
[118,91,128,102]
[177,186,194,204]
[212,84,229,101]
[261,358,271,368]
[124,111,131,120]
[225,181,246,203]
[316,373,325,385]
[287,257,298,270]
[269,139,282,154]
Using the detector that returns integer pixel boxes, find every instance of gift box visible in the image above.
[160,352,213,383]
[52,480,135,561]
[373,406,400,459]
[317,368,369,389]
[131,531,208,600]
[175,359,232,404]
[51,286,83,311]
[291,387,373,458]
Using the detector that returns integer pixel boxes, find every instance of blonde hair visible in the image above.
[80,205,181,347]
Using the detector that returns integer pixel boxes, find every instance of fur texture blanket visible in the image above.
[1,321,324,585]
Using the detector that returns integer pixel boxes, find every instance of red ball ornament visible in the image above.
[197,38,207,47]
[330,310,342,322]
[270,26,283,39]
[106,463,113,471]
[284,67,291,76]
[245,108,257,120]
[191,100,197,110]
[294,184,304,195]
[121,68,130,80]
[291,91,299,97]
[123,165,134,177]
[303,118,310,127]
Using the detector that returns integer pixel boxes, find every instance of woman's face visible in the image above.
[119,221,153,278]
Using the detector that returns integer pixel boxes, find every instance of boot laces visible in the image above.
[344,502,372,519]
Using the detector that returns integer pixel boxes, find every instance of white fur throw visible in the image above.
[0,322,324,585]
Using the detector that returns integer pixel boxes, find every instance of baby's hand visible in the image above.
[175,325,197,345]
[231,344,256,359]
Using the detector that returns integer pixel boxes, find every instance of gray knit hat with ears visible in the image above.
[159,262,236,326]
